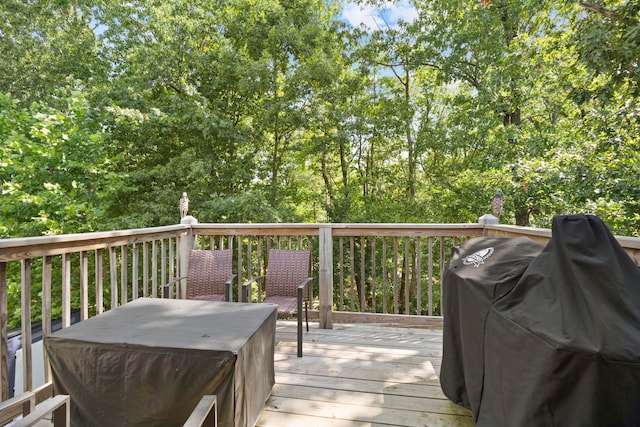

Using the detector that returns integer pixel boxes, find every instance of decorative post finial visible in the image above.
[492,189,503,219]
[179,192,189,218]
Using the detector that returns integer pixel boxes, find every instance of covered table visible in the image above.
[44,298,277,427]
[441,214,640,426]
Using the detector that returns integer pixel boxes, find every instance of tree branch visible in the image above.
[579,2,636,25]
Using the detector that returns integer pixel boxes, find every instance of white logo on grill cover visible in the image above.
[462,247,494,267]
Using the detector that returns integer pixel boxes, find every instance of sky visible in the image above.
[341,0,418,30]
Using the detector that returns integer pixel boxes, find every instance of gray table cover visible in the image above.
[44,298,277,427]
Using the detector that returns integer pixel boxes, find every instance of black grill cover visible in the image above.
[441,214,640,426]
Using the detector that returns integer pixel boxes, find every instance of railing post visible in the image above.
[478,214,499,236]
[178,216,198,299]
[318,225,333,329]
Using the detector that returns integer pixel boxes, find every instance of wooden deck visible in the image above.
[14,320,474,426]
[259,320,474,427]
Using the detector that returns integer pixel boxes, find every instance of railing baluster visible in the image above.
[440,238,446,315]
[120,245,128,306]
[20,259,32,393]
[62,254,71,327]
[169,238,175,287]
[359,236,365,312]
[256,237,262,303]
[42,256,52,382]
[318,228,332,328]
[393,237,399,315]
[0,262,6,400]
[440,236,445,304]
[152,241,158,299]
[382,238,388,314]
[80,251,89,320]
[416,237,422,316]
[132,244,139,301]
[338,237,344,311]
[404,238,410,315]
[161,240,167,298]
[109,247,118,308]
[236,241,242,300]
[371,237,376,313]
[96,249,104,314]
[349,237,355,313]
[428,237,434,316]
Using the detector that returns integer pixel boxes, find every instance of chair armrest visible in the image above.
[225,274,236,287]
[0,391,35,425]
[183,395,217,427]
[240,275,265,302]
[298,277,313,300]
[163,276,187,298]
[297,277,313,290]
[164,276,187,288]
[13,395,70,427]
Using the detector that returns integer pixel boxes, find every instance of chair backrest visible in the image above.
[187,249,233,299]
[265,249,311,298]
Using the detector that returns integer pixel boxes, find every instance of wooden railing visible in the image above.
[0,225,189,402]
[187,222,487,327]
[486,224,640,267]
[0,219,638,408]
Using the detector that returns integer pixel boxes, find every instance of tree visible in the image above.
[575,1,640,98]
[0,0,107,107]
[90,0,345,225]
[1,0,638,235]
[0,91,119,237]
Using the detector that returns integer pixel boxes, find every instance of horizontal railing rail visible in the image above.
[0,218,638,413]
[485,224,640,266]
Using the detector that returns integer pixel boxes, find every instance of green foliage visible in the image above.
[0,91,122,237]
[0,0,638,238]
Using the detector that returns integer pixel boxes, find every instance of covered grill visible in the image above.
[441,214,640,426]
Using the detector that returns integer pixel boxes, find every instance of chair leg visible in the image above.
[305,300,309,332]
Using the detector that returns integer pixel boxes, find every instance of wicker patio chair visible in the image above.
[241,249,312,357]
[164,249,236,302]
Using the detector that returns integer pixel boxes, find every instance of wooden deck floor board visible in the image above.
[272,354,442,385]
[270,383,470,415]
[275,338,445,364]
[275,372,450,400]
[258,321,474,427]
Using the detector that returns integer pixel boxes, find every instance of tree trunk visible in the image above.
[405,67,415,199]
[515,208,530,226]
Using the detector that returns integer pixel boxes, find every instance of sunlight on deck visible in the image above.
[259,321,474,427]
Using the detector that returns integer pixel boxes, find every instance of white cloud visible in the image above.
[342,3,381,29]
[342,0,417,30]
[388,1,418,25]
